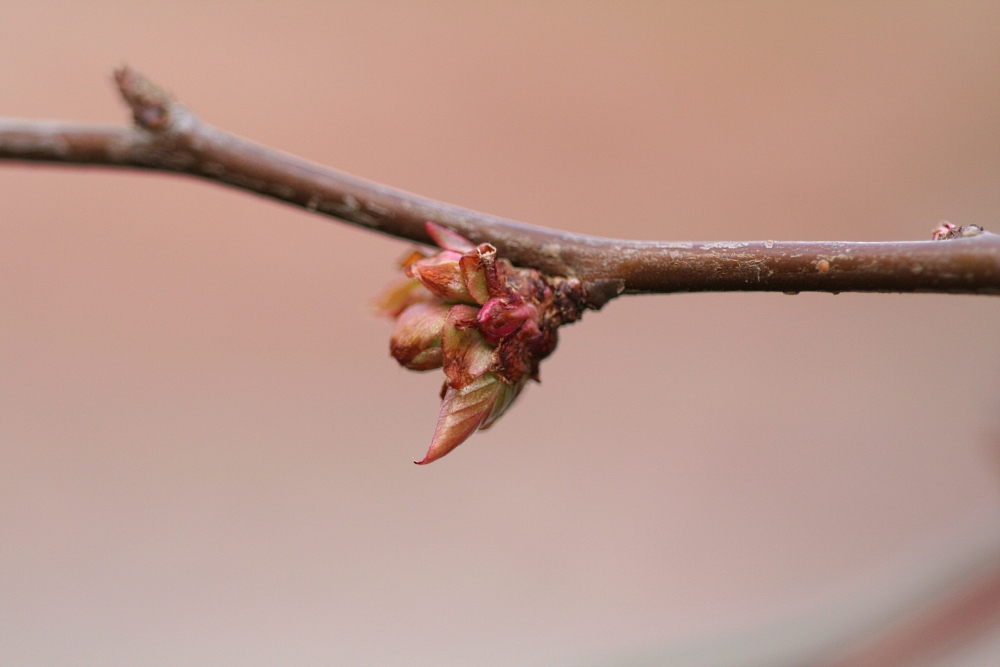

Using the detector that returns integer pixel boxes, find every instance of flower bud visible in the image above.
[476,296,538,345]
[406,250,477,303]
[389,302,450,370]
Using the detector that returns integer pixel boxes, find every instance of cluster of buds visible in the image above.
[375,222,583,464]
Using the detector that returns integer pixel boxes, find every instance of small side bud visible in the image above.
[114,65,173,130]
[932,222,957,241]
[390,302,450,370]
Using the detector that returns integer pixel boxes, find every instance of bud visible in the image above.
[405,250,472,302]
[476,296,538,345]
[415,372,524,465]
[442,304,495,387]
[378,221,586,463]
[389,302,450,370]
[459,246,493,305]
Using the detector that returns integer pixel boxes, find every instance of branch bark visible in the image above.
[1,66,998,308]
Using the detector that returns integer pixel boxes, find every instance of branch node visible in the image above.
[113,65,174,131]
[582,278,626,310]
[932,221,984,241]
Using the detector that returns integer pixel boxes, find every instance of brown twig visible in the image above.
[1,66,998,308]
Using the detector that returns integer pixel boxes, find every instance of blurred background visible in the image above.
[1,2,999,666]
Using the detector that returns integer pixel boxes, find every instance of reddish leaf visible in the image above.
[480,377,526,430]
[372,277,435,318]
[416,373,504,464]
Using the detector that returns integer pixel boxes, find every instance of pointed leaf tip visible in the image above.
[372,277,434,318]
[417,373,506,464]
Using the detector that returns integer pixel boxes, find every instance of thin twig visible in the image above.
[1,66,998,308]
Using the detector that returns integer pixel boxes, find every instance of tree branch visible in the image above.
[1,66,998,308]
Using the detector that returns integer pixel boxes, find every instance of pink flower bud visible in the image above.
[476,297,539,345]
[389,302,450,370]
[415,372,524,465]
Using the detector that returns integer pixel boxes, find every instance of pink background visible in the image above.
[2,3,999,665]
